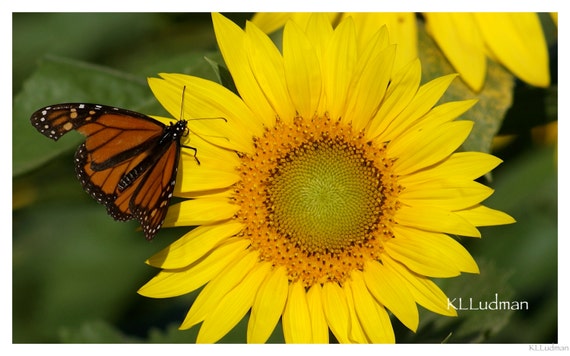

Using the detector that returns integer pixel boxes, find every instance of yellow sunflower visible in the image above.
[138,13,515,343]
[252,12,551,92]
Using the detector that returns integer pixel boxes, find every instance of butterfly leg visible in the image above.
[182,145,200,165]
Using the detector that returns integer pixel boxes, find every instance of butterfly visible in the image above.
[30,102,194,240]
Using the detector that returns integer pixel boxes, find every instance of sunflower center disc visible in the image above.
[267,139,383,254]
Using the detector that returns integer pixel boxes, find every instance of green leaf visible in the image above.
[204,55,238,95]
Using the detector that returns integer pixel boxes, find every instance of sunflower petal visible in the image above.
[283,19,322,121]
[163,198,239,227]
[396,205,481,237]
[381,74,459,142]
[139,238,250,298]
[322,282,350,343]
[424,13,486,91]
[180,250,259,330]
[474,13,549,88]
[247,266,289,343]
[363,260,419,332]
[282,281,313,343]
[197,261,271,343]
[384,256,458,317]
[399,180,494,210]
[212,12,276,128]
[306,284,329,343]
[386,225,479,277]
[344,40,396,130]
[367,58,422,140]
[245,21,296,123]
[342,281,368,343]
[389,121,474,175]
[456,204,516,227]
[399,151,503,184]
[149,74,259,153]
[146,222,244,269]
[350,271,395,343]
[322,16,357,121]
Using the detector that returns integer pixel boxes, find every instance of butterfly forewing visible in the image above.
[30,103,188,240]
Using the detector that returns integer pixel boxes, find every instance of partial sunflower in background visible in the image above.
[252,12,551,92]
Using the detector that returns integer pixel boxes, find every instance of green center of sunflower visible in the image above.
[234,115,400,286]
[267,139,383,254]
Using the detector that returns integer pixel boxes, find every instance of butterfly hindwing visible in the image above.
[131,141,181,239]
[30,103,188,240]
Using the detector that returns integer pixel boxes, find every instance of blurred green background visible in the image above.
[12,13,558,343]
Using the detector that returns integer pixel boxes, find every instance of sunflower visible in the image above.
[138,13,515,343]
[251,12,551,92]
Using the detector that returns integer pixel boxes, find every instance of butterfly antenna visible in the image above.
[178,86,201,165]
[180,86,186,121]
[178,85,229,162]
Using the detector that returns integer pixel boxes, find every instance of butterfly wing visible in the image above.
[30,103,183,239]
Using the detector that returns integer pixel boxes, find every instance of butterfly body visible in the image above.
[30,103,188,240]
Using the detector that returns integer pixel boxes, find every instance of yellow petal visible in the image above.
[304,13,334,55]
[306,284,329,343]
[322,16,357,121]
[245,21,296,123]
[251,12,340,35]
[163,198,239,227]
[363,260,419,332]
[343,26,395,130]
[389,120,474,176]
[342,281,368,343]
[399,151,503,185]
[197,261,271,343]
[282,281,313,343]
[381,74,458,142]
[367,58,421,140]
[399,180,494,210]
[247,266,289,343]
[149,74,258,153]
[321,282,350,343]
[414,99,478,129]
[474,13,550,87]
[455,204,516,227]
[139,238,250,298]
[395,205,481,237]
[343,12,417,71]
[250,12,292,34]
[424,13,486,91]
[180,250,259,329]
[383,256,458,317]
[283,19,322,120]
[175,134,241,193]
[175,164,239,193]
[146,222,244,269]
[349,271,395,343]
[386,225,479,277]
[211,13,276,128]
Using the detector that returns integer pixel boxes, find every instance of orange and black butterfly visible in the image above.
[30,103,191,240]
